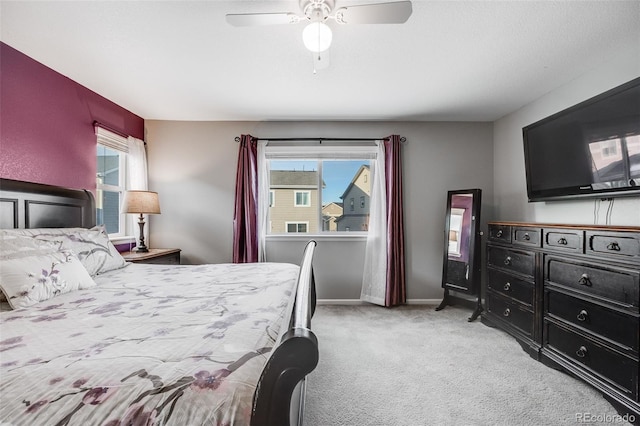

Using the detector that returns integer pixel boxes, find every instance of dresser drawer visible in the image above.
[141,254,180,265]
[545,321,638,399]
[488,224,511,243]
[487,246,535,278]
[543,229,583,252]
[513,226,541,247]
[546,289,639,352]
[545,256,639,309]
[488,268,534,307]
[486,293,534,338]
[587,231,640,261]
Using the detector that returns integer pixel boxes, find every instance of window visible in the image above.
[265,144,375,235]
[96,128,128,236]
[602,144,618,157]
[286,222,308,233]
[294,191,311,207]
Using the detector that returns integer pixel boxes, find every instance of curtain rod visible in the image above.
[234,136,406,143]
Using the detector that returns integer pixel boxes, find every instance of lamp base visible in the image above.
[136,214,149,253]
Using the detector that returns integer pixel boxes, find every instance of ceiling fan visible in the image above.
[226,0,412,71]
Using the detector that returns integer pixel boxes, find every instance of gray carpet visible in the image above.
[303,304,631,426]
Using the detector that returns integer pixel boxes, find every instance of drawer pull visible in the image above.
[496,230,503,238]
[576,346,588,358]
[576,310,589,322]
[523,233,530,241]
[503,308,511,317]
[504,256,512,266]
[606,241,621,251]
[503,282,511,291]
[557,237,568,245]
[578,274,591,286]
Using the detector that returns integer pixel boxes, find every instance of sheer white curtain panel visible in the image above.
[257,140,269,262]
[127,136,150,246]
[360,140,387,306]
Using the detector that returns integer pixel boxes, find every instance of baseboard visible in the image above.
[317,299,441,306]
[317,299,366,305]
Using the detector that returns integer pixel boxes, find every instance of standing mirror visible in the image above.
[435,188,482,321]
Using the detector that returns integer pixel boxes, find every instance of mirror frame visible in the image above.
[441,188,482,294]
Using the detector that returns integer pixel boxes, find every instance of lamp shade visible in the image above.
[121,191,161,214]
[302,22,332,53]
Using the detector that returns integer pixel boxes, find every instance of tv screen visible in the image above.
[523,77,640,202]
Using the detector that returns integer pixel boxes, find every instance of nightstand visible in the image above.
[121,248,181,265]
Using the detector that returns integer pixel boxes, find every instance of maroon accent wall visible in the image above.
[0,42,144,192]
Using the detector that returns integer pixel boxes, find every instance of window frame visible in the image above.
[264,144,376,238]
[285,221,309,233]
[294,190,311,207]
[96,127,129,238]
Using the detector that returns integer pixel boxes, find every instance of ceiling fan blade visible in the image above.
[335,1,412,24]
[226,12,300,27]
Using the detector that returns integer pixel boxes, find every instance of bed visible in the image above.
[0,178,319,426]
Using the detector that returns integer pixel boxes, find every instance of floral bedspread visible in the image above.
[0,262,300,426]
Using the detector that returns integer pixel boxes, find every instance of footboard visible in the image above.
[251,240,319,426]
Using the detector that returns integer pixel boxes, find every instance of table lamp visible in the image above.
[121,190,161,253]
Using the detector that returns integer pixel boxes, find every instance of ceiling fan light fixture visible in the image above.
[302,21,332,53]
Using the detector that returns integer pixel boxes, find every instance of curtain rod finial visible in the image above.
[234,136,241,143]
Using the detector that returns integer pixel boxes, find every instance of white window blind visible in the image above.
[96,127,129,153]
[265,144,377,160]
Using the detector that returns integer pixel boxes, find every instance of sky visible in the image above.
[270,160,369,203]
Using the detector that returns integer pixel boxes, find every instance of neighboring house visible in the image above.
[336,165,371,231]
[589,136,640,182]
[269,170,318,233]
[322,202,343,232]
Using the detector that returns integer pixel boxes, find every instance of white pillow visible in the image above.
[1,226,127,276]
[0,233,60,260]
[0,250,96,309]
[0,234,61,302]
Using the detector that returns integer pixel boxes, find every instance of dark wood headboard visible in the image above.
[0,178,95,229]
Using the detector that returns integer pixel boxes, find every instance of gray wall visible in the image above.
[493,52,640,226]
[146,121,494,301]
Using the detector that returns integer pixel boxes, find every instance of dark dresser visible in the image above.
[483,222,640,419]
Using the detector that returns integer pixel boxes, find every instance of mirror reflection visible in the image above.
[437,189,482,321]
[447,195,474,282]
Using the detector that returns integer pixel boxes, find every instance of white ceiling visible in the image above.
[1,0,639,122]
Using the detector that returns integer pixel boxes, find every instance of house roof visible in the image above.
[270,170,317,188]
[323,202,344,209]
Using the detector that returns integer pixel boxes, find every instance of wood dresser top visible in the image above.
[488,221,640,232]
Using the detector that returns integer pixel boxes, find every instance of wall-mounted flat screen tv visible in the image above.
[523,77,640,202]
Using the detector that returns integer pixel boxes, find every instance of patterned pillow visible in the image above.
[0,250,96,309]
[0,234,61,302]
[2,226,127,276]
[0,233,60,260]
